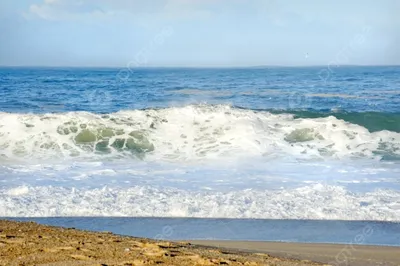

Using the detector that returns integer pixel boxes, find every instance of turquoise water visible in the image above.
[0,66,399,220]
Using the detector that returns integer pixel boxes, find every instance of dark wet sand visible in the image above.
[190,240,400,266]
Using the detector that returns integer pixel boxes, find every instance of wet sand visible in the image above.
[0,220,324,266]
[190,240,400,266]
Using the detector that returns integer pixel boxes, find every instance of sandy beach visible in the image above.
[190,240,400,266]
[1,220,399,266]
[0,219,325,266]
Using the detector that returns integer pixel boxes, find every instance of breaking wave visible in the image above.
[0,105,399,161]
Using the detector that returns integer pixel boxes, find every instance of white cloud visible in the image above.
[44,0,59,4]
[27,0,115,21]
[27,0,213,22]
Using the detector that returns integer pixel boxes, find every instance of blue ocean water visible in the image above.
[0,66,399,220]
[1,66,399,114]
[6,217,400,246]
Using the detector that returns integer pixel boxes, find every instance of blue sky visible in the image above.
[0,0,399,67]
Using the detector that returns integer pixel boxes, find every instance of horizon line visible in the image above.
[1,64,400,69]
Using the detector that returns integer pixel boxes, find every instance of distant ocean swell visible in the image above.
[1,104,399,161]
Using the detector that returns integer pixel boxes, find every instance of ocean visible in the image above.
[4,217,400,246]
[0,66,399,221]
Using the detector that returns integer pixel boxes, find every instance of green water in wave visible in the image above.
[271,111,400,133]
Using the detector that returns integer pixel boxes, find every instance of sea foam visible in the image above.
[0,105,399,162]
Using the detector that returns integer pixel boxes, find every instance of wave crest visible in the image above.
[0,105,399,161]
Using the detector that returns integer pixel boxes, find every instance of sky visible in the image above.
[0,0,399,67]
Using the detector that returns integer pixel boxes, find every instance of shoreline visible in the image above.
[189,240,400,266]
[1,219,399,265]
[0,219,323,266]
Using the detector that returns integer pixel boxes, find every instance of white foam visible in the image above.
[0,105,399,161]
[1,184,399,220]
[1,105,399,221]
[5,186,29,196]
